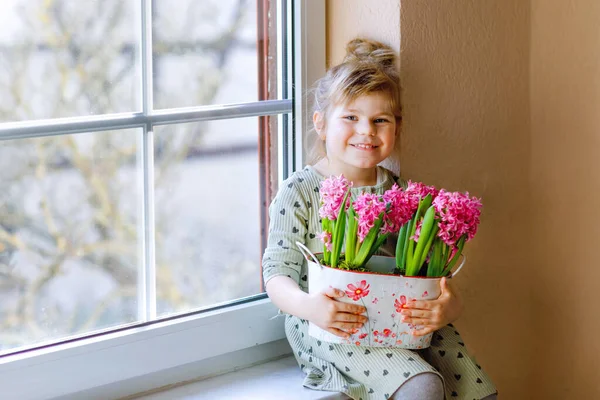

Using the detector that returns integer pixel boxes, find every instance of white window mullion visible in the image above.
[139,125,157,321]
[293,0,325,172]
[139,0,157,321]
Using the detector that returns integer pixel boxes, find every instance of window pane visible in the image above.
[0,130,141,354]
[152,0,280,109]
[154,116,276,316]
[0,0,141,122]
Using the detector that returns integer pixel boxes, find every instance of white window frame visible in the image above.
[0,1,325,399]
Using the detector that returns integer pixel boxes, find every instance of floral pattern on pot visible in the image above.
[340,283,430,348]
[306,256,440,349]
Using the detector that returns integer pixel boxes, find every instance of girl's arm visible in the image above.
[263,172,366,338]
[266,275,368,338]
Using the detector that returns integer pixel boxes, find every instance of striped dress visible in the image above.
[262,165,497,400]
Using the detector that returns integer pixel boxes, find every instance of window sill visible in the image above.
[128,356,347,400]
[0,299,286,400]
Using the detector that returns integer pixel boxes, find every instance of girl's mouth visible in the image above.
[352,143,378,150]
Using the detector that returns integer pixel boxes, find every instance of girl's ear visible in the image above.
[313,111,326,139]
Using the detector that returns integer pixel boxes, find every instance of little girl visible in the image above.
[262,38,497,400]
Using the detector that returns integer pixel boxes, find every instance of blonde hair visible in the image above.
[306,38,402,171]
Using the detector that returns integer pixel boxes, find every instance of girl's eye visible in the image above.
[374,118,389,123]
[344,115,358,121]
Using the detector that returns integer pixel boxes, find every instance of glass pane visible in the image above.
[0,0,140,122]
[153,0,280,109]
[0,130,141,354]
[154,116,275,316]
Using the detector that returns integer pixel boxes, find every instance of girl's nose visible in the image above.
[357,120,375,136]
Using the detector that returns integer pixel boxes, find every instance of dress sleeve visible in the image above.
[262,179,309,286]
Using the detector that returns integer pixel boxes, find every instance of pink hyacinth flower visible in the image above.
[316,231,332,251]
[319,174,352,221]
[381,184,414,235]
[405,181,439,204]
[352,193,388,242]
[433,189,482,247]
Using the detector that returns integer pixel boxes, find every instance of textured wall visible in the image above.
[530,0,600,398]
[327,0,600,397]
[327,0,532,398]
[399,2,531,398]
[326,0,400,66]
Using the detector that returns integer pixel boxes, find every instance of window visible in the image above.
[0,0,289,353]
[0,1,324,398]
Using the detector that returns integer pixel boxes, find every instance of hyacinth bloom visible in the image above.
[432,189,482,247]
[352,193,388,242]
[318,175,414,269]
[318,175,352,267]
[404,181,438,209]
[346,185,412,268]
[316,173,482,276]
[381,184,414,235]
[319,174,352,220]
[316,231,332,252]
[396,182,483,277]
[424,190,482,277]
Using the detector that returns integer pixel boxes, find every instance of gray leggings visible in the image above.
[391,372,498,400]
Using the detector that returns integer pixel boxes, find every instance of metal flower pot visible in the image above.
[296,242,465,349]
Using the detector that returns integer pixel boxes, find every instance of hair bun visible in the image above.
[343,38,396,68]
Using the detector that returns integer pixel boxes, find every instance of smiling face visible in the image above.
[314,92,398,180]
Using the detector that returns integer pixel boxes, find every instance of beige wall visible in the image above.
[326,0,400,67]
[327,0,600,397]
[530,0,600,398]
[399,2,532,398]
[328,0,531,398]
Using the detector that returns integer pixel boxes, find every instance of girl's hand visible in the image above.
[306,287,368,338]
[399,277,463,336]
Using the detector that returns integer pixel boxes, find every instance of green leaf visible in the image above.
[321,218,331,264]
[442,235,466,276]
[427,239,442,277]
[408,205,436,276]
[395,223,408,270]
[354,212,385,266]
[364,233,389,265]
[345,205,357,265]
[419,225,439,271]
[405,217,417,273]
[417,193,433,215]
[330,190,350,267]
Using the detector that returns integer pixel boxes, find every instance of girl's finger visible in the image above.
[332,321,364,332]
[410,326,436,337]
[403,299,435,310]
[326,327,351,338]
[335,312,368,323]
[401,316,429,326]
[400,309,431,319]
[338,302,367,315]
[323,287,346,299]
